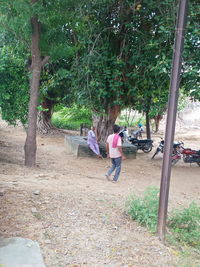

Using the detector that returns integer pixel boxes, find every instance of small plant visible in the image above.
[126,187,159,232]
[126,188,200,252]
[168,202,200,249]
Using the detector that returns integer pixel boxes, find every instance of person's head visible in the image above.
[138,123,143,128]
[113,124,120,133]
[91,126,95,131]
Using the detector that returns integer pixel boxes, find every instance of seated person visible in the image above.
[87,126,102,158]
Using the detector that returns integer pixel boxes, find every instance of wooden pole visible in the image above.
[157,0,189,241]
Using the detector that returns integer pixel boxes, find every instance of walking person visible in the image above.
[105,124,126,182]
[87,126,102,158]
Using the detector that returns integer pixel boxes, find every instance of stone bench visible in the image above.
[0,237,46,267]
[65,135,137,159]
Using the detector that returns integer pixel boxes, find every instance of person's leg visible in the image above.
[113,157,122,181]
[106,158,116,177]
[93,143,100,156]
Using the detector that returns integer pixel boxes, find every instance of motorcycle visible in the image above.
[152,138,183,160]
[172,146,200,166]
[128,137,153,153]
[151,139,164,159]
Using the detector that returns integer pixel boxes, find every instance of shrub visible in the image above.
[168,202,200,249]
[126,187,159,232]
[126,188,200,250]
[52,105,92,130]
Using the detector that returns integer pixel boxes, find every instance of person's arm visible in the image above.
[117,137,126,160]
[106,142,110,158]
[117,146,126,160]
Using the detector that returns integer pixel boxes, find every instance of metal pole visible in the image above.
[157,0,188,241]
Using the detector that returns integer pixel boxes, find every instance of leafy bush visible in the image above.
[126,187,159,232]
[126,188,200,250]
[52,105,92,130]
[168,202,200,249]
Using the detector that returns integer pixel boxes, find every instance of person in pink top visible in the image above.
[105,124,126,182]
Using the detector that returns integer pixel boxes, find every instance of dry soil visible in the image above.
[0,121,200,267]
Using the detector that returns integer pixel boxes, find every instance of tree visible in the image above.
[0,0,78,166]
[37,63,75,133]
[1,0,199,147]
[71,0,178,140]
[181,0,200,101]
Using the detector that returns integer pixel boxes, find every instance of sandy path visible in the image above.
[0,123,200,266]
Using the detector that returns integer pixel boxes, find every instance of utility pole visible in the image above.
[157,0,189,241]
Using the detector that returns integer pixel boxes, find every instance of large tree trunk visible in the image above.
[146,111,151,139]
[93,105,121,142]
[154,114,163,133]
[37,98,55,134]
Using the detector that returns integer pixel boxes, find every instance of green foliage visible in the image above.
[0,46,29,125]
[126,187,200,250]
[0,0,199,129]
[118,112,145,128]
[51,105,92,130]
[168,203,200,249]
[71,0,200,120]
[181,0,200,101]
[126,187,159,232]
[0,0,79,126]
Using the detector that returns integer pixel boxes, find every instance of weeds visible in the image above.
[126,187,200,250]
[126,187,159,232]
[168,202,200,249]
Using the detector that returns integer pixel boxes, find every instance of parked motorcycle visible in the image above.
[172,146,200,166]
[152,138,183,159]
[128,137,153,153]
[151,139,164,159]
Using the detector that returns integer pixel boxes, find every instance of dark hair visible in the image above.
[113,124,120,133]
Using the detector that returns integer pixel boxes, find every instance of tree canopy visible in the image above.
[0,0,199,164]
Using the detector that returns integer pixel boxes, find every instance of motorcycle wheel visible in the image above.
[143,145,153,153]
[171,158,180,166]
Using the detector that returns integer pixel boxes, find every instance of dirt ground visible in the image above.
[0,121,200,267]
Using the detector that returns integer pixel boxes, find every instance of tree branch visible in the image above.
[41,56,50,67]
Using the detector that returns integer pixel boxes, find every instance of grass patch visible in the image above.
[168,202,200,249]
[126,187,200,251]
[126,187,159,232]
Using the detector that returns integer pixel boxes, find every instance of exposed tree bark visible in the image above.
[92,105,121,142]
[37,98,55,134]
[145,111,151,139]
[153,114,163,132]
[24,0,49,167]
[24,15,41,167]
